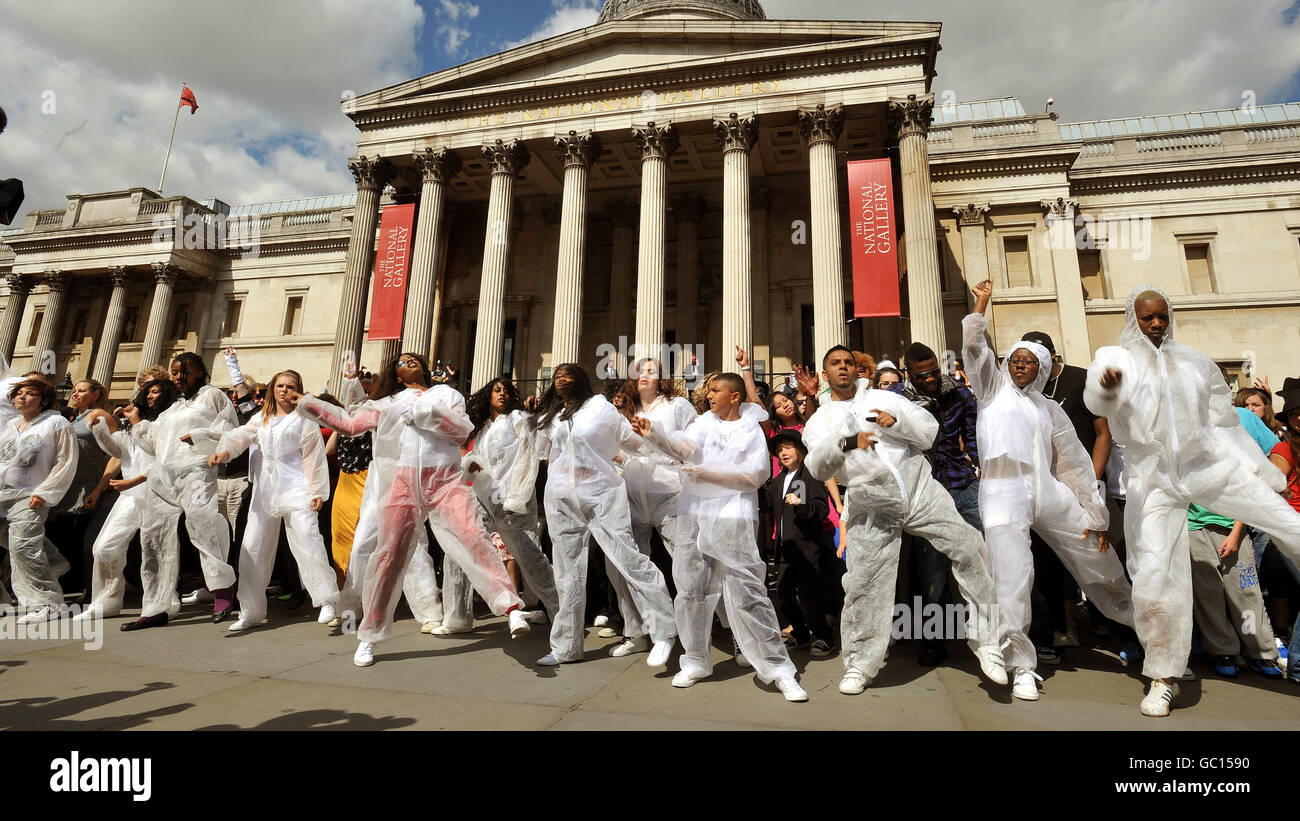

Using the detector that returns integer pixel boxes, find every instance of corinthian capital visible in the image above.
[150,262,179,285]
[1040,197,1079,220]
[347,155,396,192]
[482,139,531,177]
[632,122,679,161]
[412,147,463,184]
[108,266,131,288]
[952,203,990,227]
[887,94,935,140]
[670,192,706,224]
[554,130,603,169]
[713,112,759,153]
[43,270,68,292]
[798,104,844,147]
[6,273,33,296]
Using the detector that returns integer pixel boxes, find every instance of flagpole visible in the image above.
[157,83,184,195]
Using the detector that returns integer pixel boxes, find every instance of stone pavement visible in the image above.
[2,600,1298,731]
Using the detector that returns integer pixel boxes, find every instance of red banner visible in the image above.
[847,159,900,317]
[367,203,415,341]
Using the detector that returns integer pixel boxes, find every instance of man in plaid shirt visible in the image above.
[901,342,983,667]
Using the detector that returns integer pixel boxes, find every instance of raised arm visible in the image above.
[960,280,1004,403]
[214,414,262,462]
[89,415,126,460]
[295,393,380,438]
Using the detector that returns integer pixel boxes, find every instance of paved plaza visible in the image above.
[2,598,1297,731]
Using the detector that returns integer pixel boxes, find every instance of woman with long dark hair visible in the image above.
[210,370,340,632]
[291,352,526,667]
[131,352,239,622]
[81,379,180,627]
[529,363,677,667]
[445,377,558,627]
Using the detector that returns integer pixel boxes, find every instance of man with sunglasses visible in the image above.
[901,341,983,668]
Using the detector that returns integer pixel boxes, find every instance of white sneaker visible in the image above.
[672,670,702,688]
[839,669,870,695]
[227,617,266,633]
[508,609,530,639]
[71,604,101,623]
[593,614,610,627]
[597,626,619,638]
[17,605,52,625]
[1012,668,1042,701]
[1140,678,1180,717]
[975,644,1010,686]
[536,653,561,667]
[733,638,751,669]
[420,621,441,634]
[647,637,675,667]
[610,635,649,657]
[431,623,472,635]
[523,609,549,625]
[182,588,214,605]
[353,641,375,667]
[317,603,337,625]
[776,677,809,702]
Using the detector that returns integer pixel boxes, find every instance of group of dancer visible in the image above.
[4,278,1300,715]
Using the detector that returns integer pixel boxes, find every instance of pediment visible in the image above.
[350,19,940,116]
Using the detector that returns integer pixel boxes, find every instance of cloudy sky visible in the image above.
[2,0,1298,224]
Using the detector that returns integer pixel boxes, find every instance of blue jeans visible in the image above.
[911,481,982,645]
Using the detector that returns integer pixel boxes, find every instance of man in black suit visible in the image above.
[765,430,839,656]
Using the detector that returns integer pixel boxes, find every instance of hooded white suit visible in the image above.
[963,312,1134,672]
[1085,284,1300,679]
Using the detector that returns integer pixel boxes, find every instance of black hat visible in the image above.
[1276,377,1300,419]
[768,428,807,457]
[1021,331,1055,353]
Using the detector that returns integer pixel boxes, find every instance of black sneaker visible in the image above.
[810,639,834,657]
[1037,646,1064,665]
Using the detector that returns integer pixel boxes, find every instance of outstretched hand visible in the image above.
[972,278,993,314]
[792,365,820,398]
[630,416,651,437]
[1100,368,1123,390]
[734,345,750,369]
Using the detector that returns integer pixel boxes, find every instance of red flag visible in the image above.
[368,203,416,340]
[847,159,900,317]
[179,85,198,115]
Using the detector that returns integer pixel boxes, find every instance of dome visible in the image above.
[597,0,767,23]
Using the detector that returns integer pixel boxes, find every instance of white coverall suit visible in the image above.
[132,385,238,595]
[642,403,798,684]
[532,394,677,662]
[331,377,443,631]
[0,409,78,609]
[450,408,559,616]
[962,313,1134,672]
[84,424,180,619]
[1085,284,1300,680]
[803,386,1002,680]
[217,411,341,624]
[297,387,521,644]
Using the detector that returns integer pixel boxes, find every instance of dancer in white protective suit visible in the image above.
[962,279,1135,701]
[131,353,239,622]
[0,378,78,622]
[609,357,697,657]
[210,370,341,632]
[331,369,444,636]
[528,363,677,668]
[292,352,527,668]
[438,377,558,634]
[79,378,182,628]
[1085,284,1300,716]
[633,371,808,702]
[801,346,1008,695]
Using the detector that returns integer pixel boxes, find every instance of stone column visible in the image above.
[31,271,69,376]
[1042,197,1092,365]
[671,192,706,354]
[632,122,678,363]
[550,130,601,369]
[0,274,33,361]
[403,147,461,357]
[714,112,759,361]
[471,139,529,392]
[428,205,456,363]
[800,103,848,359]
[138,263,179,371]
[953,203,992,335]
[330,155,394,390]
[92,266,131,385]
[889,93,944,352]
[606,199,638,354]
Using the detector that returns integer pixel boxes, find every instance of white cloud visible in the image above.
[760,0,1300,122]
[500,0,601,51]
[434,0,480,56]
[0,0,424,222]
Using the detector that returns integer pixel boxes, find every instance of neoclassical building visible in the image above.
[3,0,1299,400]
